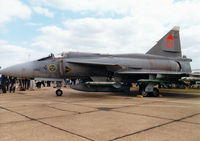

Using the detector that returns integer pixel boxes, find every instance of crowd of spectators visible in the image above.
[0,75,53,94]
[0,75,16,93]
[0,75,83,94]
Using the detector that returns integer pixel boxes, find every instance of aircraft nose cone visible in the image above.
[0,62,34,78]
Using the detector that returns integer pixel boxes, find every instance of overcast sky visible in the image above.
[0,0,200,69]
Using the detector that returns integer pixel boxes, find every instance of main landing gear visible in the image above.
[139,83,160,97]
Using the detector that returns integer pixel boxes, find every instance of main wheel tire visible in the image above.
[56,89,63,96]
[152,88,159,97]
[141,90,149,97]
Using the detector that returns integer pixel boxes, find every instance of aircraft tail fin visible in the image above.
[146,26,182,58]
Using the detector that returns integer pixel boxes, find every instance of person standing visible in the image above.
[47,81,51,87]
[30,79,35,91]
[0,75,2,93]
[5,76,10,91]
[1,75,7,93]
[9,77,16,93]
[41,81,45,87]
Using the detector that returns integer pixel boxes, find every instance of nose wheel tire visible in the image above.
[56,89,63,96]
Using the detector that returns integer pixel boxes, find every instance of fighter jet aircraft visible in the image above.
[0,26,192,96]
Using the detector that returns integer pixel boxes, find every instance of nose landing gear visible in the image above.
[55,81,63,96]
[56,89,63,96]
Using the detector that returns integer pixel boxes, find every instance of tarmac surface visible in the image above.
[0,87,200,141]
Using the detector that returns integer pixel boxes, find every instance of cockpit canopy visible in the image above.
[37,53,55,61]
[61,51,104,58]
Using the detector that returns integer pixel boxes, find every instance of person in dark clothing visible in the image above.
[41,81,45,87]
[9,77,16,93]
[27,79,30,90]
[22,79,26,90]
[47,81,51,87]
[19,79,23,91]
[1,75,7,93]
[0,76,2,90]
[5,76,10,91]
[36,81,42,88]
[19,79,26,91]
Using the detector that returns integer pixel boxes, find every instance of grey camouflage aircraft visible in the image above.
[0,26,192,96]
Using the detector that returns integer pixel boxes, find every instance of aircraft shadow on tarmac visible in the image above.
[61,89,200,99]
[159,92,200,98]
[108,90,200,99]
